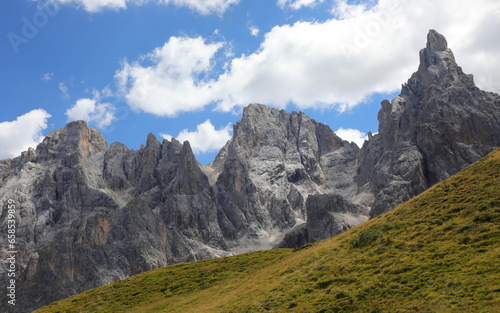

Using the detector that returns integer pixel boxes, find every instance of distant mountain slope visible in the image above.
[35,148,500,313]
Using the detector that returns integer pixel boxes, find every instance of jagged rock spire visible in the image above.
[426,29,448,51]
[415,29,474,88]
[355,30,500,218]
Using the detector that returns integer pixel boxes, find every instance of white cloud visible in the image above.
[249,26,260,37]
[335,127,367,148]
[41,72,54,81]
[66,0,127,12]
[159,132,173,141]
[0,109,51,159]
[160,120,232,154]
[49,0,239,14]
[214,0,500,112]
[59,82,69,99]
[331,0,373,19]
[116,0,500,116]
[115,36,223,117]
[277,0,324,10]
[99,85,113,98]
[162,0,239,15]
[65,98,116,129]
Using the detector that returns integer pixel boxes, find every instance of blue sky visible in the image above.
[1,0,500,165]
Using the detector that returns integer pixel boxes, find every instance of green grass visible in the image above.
[35,148,500,312]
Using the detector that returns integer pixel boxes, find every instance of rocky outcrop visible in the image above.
[305,194,368,243]
[210,103,361,251]
[355,29,500,217]
[0,121,232,312]
[275,194,368,249]
[274,223,309,249]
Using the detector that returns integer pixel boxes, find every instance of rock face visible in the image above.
[0,121,232,312]
[210,103,361,251]
[0,108,362,312]
[275,194,369,249]
[306,194,368,243]
[0,29,499,312]
[355,29,500,217]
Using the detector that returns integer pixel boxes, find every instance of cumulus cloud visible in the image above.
[217,0,500,111]
[115,36,223,117]
[330,0,374,19]
[160,120,232,154]
[65,98,116,129]
[277,0,324,10]
[116,0,500,116]
[49,0,239,14]
[335,127,367,148]
[0,109,51,159]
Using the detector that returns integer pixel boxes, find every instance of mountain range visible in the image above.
[1,29,499,312]
[34,147,500,312]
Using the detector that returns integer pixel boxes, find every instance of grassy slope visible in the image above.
[36,149,500,313]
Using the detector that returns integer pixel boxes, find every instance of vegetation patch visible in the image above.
[350,230,382,248]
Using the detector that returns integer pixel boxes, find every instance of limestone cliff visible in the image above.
[355,29,500,217]
[211,103,361,251]
[0,122,232,312]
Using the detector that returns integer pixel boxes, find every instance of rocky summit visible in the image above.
[0,122,234,312]
[0,105,361,312]
[210,103,362,252]
[355,29,500,218]
[0,30,499,312]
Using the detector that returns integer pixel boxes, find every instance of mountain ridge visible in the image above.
[1,29,500,312]
[354,29,500,217]
[34,147,500,312]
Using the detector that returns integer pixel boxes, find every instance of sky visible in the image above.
[1,0,500,165]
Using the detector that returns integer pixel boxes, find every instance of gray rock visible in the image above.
[273,223,308,249]
[0,122,232,312]
[212,103,360,250]
[355,29,500,217]
[276,194,369,248]
[1,29,499,312]
[306,194,369,243]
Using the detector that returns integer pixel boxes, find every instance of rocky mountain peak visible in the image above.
[414,29,474,90]
[242,102,269,116]
[355,30,500,218]
[35,120,108,161]
[146,132,160,148]
[1,30,499,312]
[426,29,447,51]
[213,101,361,249]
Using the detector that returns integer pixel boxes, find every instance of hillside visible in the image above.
[36,148,500,312]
